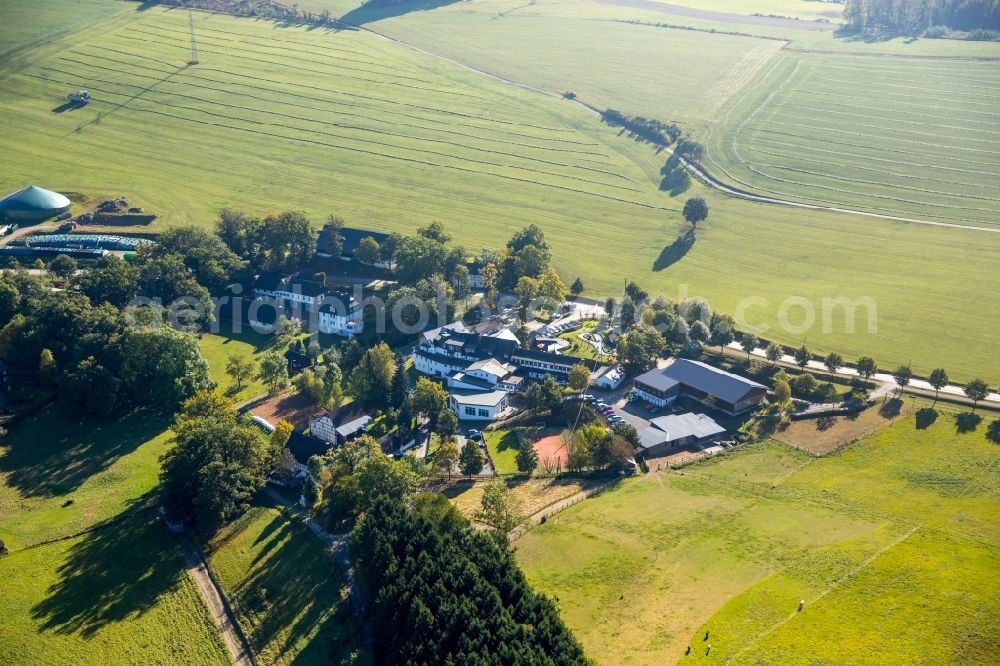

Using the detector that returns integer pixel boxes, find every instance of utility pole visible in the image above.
[188,9,199,65]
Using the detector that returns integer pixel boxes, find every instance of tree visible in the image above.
[523,375,563,412]
[225,353,255,389]
[604,297,616,321]
[689,320,709,343]
[39,348,57,385]
[928,368,949,402]
[475,479,521,543]
[346,342,395,412]
[856,356,878,381]
[963,378,989,411]
[567,363,591,393]
[892,364,912,396]
[435,406,458,443]
[355,447,422,511]
[682,196,708,226]
[434,440,460,479]
[616,330,666,374]
[417,220,451,244]
[570,277,584,295]
[259,211,315,269]
[740,333,759,360]
[794,345,811,369]
[824,352,844,374]
[709,321,734,354]
[160,391,272,528]
[459,439,484,476]
[773,379,792,405]
[258,351,289,394]
[48,254,77,280]
[390,360,408,409]
[270,419,293,452]
[409,376,449,429]
[355,236,382,265]
[516,438,539,474]
[515,275,540,316]
[765,342,782,365]
[619,297,636,331]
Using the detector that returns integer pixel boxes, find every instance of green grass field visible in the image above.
[516,415,1000,664]
[0,408,172,550]
[0,512,229,665]
[484,429,521,474]
[1,3,998,383]
[708,51,1000,225]
[198,324,277,403]
[0,0,128,62]
[205,497,367,665]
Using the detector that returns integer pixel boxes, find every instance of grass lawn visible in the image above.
[0,511,229,665]
[0,0,127,59]
[205,496,368,665]
[517,414,1000,664]
[0,408,173,550]
[198,323,277,403]
[484,429,521,475]
[557,319,610,362]
[443,476,606,523]
[1,3,998,382]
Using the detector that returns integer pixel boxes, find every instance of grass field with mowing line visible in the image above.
[0,0,127,61]
[1,5,998,382]
[517,417,1000,664]
[708,52,1000,226]
[205,496,368,665]
[0,512,230,665]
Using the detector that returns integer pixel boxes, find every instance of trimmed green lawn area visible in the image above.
[517,415,1000,664]
[558,319,610,362]
[205,496,368,665]
[198,323,277,403]
[484,429,521,475]
[0,408,173,550]
[0,512,229,665]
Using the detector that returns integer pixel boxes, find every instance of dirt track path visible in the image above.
[176,534,254,666]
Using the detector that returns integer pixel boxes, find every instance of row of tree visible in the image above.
[842,0,1000,35]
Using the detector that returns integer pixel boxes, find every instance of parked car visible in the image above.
[608,415,624,423]
[467,429,482,440]
[601,408,616,416]
[627,393,641,402]
[595,401,611,410]
[583,394,597,402]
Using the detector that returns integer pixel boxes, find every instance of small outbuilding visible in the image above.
[638,412,726,458]
[0,186,71,222]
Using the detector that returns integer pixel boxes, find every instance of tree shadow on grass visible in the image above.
[653,229,695,271]
[879,397,903,419]
[229,514,361,663]
[955,412,982,434]
[987,419,1000,444]
[0,409,171,498]
[659,154,691,196]
[915,407,938,430]
[31,511,183,638]
[338,0,463,27]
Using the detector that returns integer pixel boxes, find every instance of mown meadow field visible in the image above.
[516,412,1000,664]
[2,1,999,381]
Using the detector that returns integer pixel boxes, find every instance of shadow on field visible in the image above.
[31,510,180,637]
[659,154,691,196]
[339,0,464,26]
[653,228,695,271]
[51,102,83,114]
[219,506,358,660]
[0,409,170,498]
[954,411,982,434]
[915,407,938,429]
[879,397,903,419]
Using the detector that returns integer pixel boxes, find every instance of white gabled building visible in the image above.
[449,389,510,421]
[317,291,363,337]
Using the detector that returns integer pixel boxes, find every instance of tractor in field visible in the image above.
[67,90,90,106]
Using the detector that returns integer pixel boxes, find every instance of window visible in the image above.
[478,408,489,417]
[465,407,476,416]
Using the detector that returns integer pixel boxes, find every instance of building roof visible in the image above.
[466,358,511,378]
[449,389,508,407]
[449,372,495,391]
[0,186,71,213]
[511,347,588,370]
[639,412,726,449]
[254,271,284,292]
[319,225,391,257]
[414,349,467,369]
[317,291,360,314]
[336,415,373,439]
[634,367,681,393]
[662,359,767,403]
[287,278,326,298]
